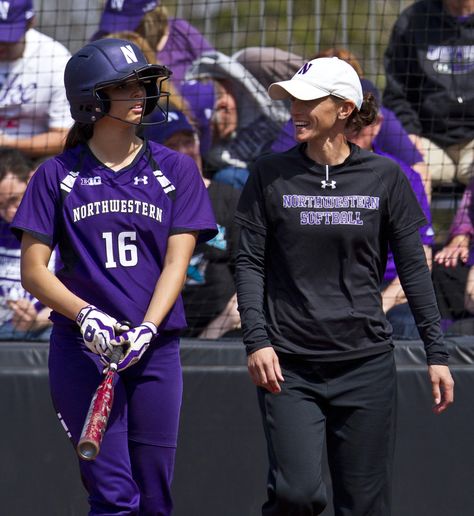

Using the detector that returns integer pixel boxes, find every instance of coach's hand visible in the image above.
[248,347,284,394]
[428,364,454,414]
[76,305,119,356]
[111,322,158,372]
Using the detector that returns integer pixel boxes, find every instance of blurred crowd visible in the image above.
[0,0,473,341]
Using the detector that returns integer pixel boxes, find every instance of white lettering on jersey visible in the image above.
[72,199,163,223]
[0,2,10,21]
[282,195,379,210]
[300,211,363,225]
[120,45,138,64]
[111,0,125,11]
[80,177,102,186]
[282,194,380,227]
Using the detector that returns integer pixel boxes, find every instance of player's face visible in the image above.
[0,173,28,223]
[290,96,341,142]
[101,79,148,123]
[212,80,238,139]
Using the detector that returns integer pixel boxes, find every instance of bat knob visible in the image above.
[77,440,99,461]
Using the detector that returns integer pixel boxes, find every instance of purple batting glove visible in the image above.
[111,322,158,372]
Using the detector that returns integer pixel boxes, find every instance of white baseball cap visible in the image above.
[268,57,363,109]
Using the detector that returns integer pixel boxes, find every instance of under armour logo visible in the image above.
[321,180,336,189]
[120,45,138,64]
[134,176,148,185]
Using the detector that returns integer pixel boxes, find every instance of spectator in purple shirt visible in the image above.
[348,79,435,339]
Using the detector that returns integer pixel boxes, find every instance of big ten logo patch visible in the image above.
[81,177,102,186]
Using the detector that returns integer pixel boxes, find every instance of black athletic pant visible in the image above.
[258,350,397,516]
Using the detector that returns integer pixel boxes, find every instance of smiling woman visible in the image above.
[10,37,217,516]
[235,56,454,516]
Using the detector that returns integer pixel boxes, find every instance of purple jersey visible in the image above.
[157,18,215,86]
[12,140,217,330]
[375,147,434,282]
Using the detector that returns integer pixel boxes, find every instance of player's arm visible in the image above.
[0,128,69,158]
[20,232,87,320]
[391,229,454,413]
[235,225,284,393]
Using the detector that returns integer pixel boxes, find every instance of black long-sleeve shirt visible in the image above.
[235,143,449,365]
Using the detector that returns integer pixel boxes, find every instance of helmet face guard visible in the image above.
[64,38,172,125]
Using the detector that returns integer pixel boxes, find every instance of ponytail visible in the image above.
[64,122,94,150]
[346,92,379,134]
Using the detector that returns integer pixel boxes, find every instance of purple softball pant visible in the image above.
[49,326,183,516]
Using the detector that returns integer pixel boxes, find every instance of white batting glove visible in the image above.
[110,322,158,372]
[76,305,119,356]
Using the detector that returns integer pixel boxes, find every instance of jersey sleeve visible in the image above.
[11,161,61,246]
[169,153,217,243]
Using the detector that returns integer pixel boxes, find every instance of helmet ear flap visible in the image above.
[96,89,111,114]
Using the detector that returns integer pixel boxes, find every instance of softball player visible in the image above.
[235,57,454,516]
[12,38,216,515]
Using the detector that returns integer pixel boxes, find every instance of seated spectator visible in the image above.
[145,110,241,338]
[185,50,291,188]
[0,0,73,161]
[433,180,474,333]
[383,0,474,186]
[93,0,215,89]
[271,47,431,199]
[348,80,435,339]
[0,148,53,340]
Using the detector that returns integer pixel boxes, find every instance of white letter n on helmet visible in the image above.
[120,45,138,64]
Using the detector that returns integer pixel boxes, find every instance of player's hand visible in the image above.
[248,346,284,394]
[111,322,158,372]
[76,305,119,356]
[428,364,454,414]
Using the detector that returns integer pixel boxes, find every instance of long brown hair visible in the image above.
[345,93,378,133]
[64,123,94,150]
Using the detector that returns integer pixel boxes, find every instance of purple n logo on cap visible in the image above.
[297,62,313,75]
